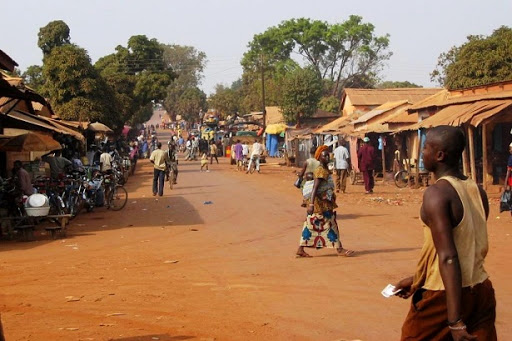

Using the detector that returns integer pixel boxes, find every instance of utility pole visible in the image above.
[260,53,266,131]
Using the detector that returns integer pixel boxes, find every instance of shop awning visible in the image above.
[265,123,288,135]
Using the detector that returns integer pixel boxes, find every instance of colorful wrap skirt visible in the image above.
[299,211,341,249]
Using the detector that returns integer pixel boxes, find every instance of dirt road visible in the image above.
[1,135,511,340]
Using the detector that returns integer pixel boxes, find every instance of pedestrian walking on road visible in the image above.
[296,145,355,258]
[200,152,209,172]
[333,140,351,193]
[297,146,321,207]
[246,139,264,173]
[209,140,219,164]
[150,142,169,196]
[357,137,376,194]
[393,126,496,341]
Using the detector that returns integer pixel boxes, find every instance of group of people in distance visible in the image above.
[297,126,497,340]
[232,139,265,173]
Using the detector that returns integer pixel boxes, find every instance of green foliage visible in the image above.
[162,45,207,122]
[42,44,122,128]
[318,96,340,113]
[377,80,422,88]
[431,26,512,89]
[280,67,323,125]
[209,84,241,117]
[242,15,391,99]
[175,87,207,123]
[38,20,71,55]
[21,65,45,93]
[95,35,176,125]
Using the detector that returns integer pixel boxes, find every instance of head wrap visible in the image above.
[314,145,329,160]
[363,137,370,143]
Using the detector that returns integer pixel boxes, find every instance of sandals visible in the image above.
[337,248,355,257]
[296,251,312,258]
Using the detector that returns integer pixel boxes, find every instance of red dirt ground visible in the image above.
[1,131,511,341]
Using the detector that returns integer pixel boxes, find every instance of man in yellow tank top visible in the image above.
[393,126,496,341]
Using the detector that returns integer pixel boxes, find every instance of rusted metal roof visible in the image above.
[0,50,18,72]
[343,88,443,106]
[403,100,512,131]
[314,115,351,134]
[383,108,418,124]
[409,80,512,111]
[351,100,409,124]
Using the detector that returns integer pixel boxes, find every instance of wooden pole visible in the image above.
[462,126,469,176]
[415,130,421,187]
[468,126,476,181]
[381,135,386,182]
[482,124,488,190]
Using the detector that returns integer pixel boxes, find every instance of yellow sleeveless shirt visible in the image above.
[412,176,489,291]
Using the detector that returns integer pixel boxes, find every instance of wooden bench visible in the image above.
[44,214,71,239]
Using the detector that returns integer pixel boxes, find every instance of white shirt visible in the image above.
[100,152,113,172]
[251,142,264,156]
[242,144,249,156]
[333,145,350,169]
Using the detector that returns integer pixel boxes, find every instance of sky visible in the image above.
[2,0,511,95]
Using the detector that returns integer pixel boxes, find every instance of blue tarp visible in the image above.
[266,134,279,157]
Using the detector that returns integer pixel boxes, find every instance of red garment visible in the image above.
[357,144,376,171]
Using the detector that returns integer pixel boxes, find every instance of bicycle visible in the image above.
[247,155,258,174]
[104,175,128,211]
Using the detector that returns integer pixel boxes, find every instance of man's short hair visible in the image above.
[157,142,162,148]
[428,126,466,166]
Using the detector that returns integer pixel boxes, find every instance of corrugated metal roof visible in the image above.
[351,100,409,124]
[408,84,512,112]
[403,100,512,130]
[344,88,443,106]
[314,115,351,134]
[383,108,418,124]
[265,106,285,125]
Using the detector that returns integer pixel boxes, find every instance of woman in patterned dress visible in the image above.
[296,146,355,258]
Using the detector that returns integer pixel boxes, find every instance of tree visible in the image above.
[280,67,323,125]
[95,36,176,125]
[242,16,391,98]
[209,84,242,117]
[21,65,45,93]
[377,81,421,88]
[38,20,71,55]
[431,26,512,89]
[175,87,207,123]
[162,44,207,122]
[42,44,122,128]
[318,96,340,113]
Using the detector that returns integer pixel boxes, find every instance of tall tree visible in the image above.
[242,16,391,99]
[175,87,207,123]
[95,36,175,125]
[42,44,121,127]
[21,65,45,93]
[431,26,512,89]
[280,67,323,125]
[38,20,71,55]
[162,44,207,122]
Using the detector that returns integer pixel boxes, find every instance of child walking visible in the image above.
[200,152,209,172]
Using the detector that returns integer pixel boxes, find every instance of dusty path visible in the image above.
[1,133,511,340]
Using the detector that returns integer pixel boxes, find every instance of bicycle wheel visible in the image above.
[394,170,410,188]
[108,185,128,211]
[249,159,256,174]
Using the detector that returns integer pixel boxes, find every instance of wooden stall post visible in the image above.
[482,123,488,190]
[381,135,386,182]
[468,126,476,181]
